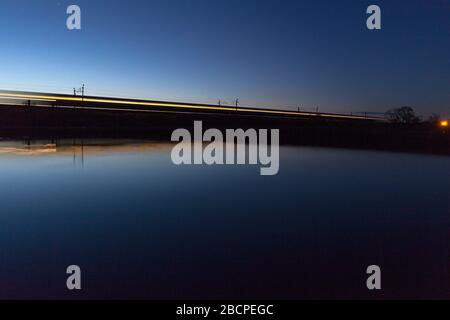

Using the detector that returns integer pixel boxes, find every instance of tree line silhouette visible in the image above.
[385,106,446,125]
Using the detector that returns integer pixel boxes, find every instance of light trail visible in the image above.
[0,96,56,102]
[0,91,383,121]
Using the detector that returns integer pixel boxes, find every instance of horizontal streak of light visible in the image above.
[0,92,381,121]
[57,105,205,115]
[0,96,56,102]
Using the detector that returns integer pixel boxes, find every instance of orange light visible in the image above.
[440,120,448,127]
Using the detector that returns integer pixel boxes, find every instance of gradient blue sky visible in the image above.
[0,0,449,116]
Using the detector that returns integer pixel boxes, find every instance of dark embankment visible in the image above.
[0,105,448,155]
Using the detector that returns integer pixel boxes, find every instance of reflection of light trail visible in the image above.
[0,140,173,157]
[0,91,383,121]
[0,144,57,156]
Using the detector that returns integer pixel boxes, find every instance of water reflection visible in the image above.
[0,140,449,299]
[0,139,173,168]
[0,139,172,156]
[0,142,57,156]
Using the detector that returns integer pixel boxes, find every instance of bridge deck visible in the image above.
[0,90,383,122]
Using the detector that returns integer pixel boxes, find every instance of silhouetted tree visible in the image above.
[427,113,441,125]
[385,106,420,124]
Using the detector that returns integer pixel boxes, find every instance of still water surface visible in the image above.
[0,140,449,299]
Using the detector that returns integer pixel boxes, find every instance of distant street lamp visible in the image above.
[440,120,448,128]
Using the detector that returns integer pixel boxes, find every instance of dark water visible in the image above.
[0,140,449,299]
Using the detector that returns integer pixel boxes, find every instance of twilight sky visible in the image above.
[0,0,449,116]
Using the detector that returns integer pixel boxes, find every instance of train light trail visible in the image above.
[0,90,384,121]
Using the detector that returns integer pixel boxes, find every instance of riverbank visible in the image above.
[0,105,448,156]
